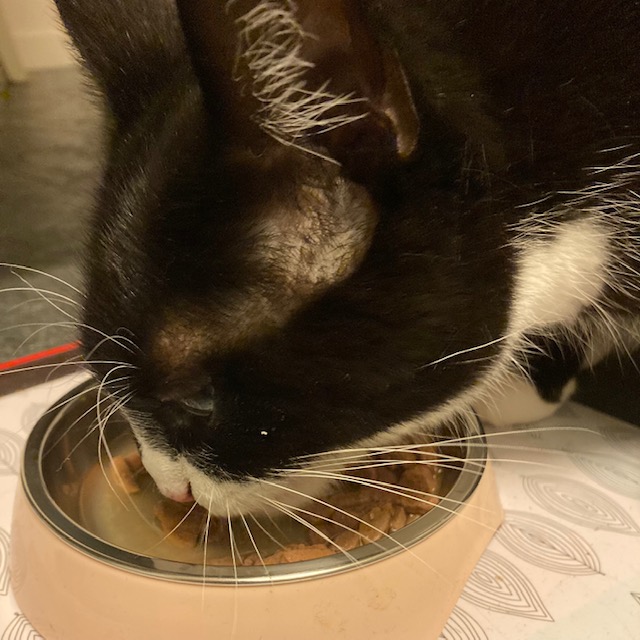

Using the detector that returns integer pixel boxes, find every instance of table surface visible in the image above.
[0,374,638,639]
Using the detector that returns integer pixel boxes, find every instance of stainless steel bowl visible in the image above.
[12,380,503,640]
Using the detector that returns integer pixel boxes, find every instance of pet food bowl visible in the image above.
[11,381,502,639]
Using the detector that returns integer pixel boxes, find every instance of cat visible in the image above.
[53,0,640,515]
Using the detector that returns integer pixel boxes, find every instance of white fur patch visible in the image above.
[511,217,609,332]
[438,157,639,431]
[134,430,336,517]
[138,440,192,502]
[187,463,336,518]
[504,150,640,373]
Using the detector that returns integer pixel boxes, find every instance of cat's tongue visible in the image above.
[161,484,194,504]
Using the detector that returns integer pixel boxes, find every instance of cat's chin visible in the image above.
[187,465,338,519]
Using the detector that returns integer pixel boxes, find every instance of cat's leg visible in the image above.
[474,334,581,427]
[475,372,577,428]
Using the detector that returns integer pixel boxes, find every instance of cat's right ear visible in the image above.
[177,0,420,178]
[175,0,264,143]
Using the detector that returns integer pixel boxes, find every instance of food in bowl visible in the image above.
[106,441,444,566]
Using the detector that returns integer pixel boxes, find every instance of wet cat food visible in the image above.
[110,445,443,565]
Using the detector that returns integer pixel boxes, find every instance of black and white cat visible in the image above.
[54,0,640,515]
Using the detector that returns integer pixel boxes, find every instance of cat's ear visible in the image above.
[176,0,420,175]
[175,0,261,142]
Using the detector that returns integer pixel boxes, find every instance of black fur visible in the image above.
[525,335,581,404]
[55,1,639,492]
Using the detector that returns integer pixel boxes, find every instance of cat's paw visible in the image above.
[474,373,577,428]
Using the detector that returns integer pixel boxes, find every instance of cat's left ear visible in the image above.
[176,0,419,175]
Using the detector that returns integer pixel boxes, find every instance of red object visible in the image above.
[0,341,80,372]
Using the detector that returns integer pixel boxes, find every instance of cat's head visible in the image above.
[68,0,511,515]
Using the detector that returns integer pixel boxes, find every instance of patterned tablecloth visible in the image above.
[0,374,638,639]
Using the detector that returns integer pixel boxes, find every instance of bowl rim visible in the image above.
[21,381,487,586]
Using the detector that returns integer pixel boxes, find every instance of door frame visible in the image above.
[0,4,27,83]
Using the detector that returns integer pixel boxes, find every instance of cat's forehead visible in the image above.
[250,181,376,289]
[148,175,377,381]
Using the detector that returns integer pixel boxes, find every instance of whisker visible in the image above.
[226,502,240,639]
[1,325,137,363]
[447,440,586,451]
[70,322,141,357]
[97,432,131,511]
[45,354,87,385]
[41,379,101,420]
[431,425,603,445]
[324,459,487,478]
[0,262,83,296]
[53,383,132,469]
[301,448,465,473]
[301,446,453,469]
[97,393,159,529]
[144,501,200,553]
[293,442,451,462]
[107,448,158,530]
[47,382,127,460]
[307,450,569,475]
[288,463,473,510]
[5,273,78,321]
[94,364,139,504]
[249,513,288,552]
[260,483,449,582]
[96,391,135,511]
[201,491,214,609]
[259,505,288,541]
[448,355,497,366]
[0,359,135,379]
[10,325,78,360]
[262,497,358,563]
[56,419,99,470]
[83,331,137,357]
[294,425,602,461]
[288,470,501,542]
[418,333,513,369]
[0,285,80,309]
[3,297,77,315]
[108,332,140,353]
[240,513,270,577]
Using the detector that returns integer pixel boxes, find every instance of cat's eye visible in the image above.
[178,386,215,417]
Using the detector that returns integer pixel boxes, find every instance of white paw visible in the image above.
[474,374,577,428]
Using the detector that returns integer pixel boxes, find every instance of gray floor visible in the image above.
[0,66,102,360]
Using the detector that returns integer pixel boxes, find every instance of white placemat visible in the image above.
[0,376,638,639]
[0,373,87,639]
[441,403,640,640]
